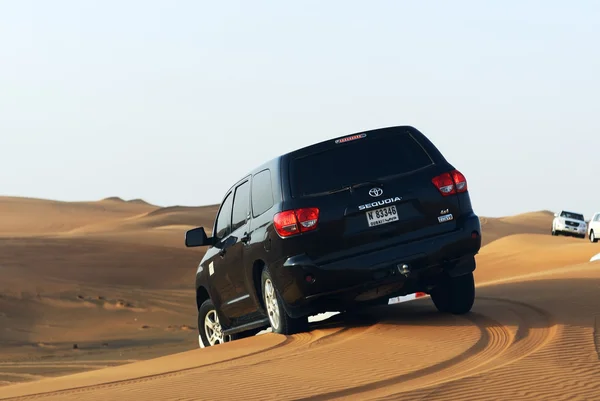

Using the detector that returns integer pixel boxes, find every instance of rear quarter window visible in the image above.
[289,132,434,197]
[251,169,274,217]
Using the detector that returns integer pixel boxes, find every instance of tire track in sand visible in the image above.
[321,297,557,401]
[295,310,512,401]
[594,316,600,361]
[0,298,558,401]
[0,323,361,400]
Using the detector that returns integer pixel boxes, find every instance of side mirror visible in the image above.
[185,227,215,247]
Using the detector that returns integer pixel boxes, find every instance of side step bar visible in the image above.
[223,318,270,336]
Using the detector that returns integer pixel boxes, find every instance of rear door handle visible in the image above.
[241,232,251,244]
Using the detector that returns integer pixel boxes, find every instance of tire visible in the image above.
[430,272,475,315]
[591,230,598,243]
[261,267,308,335]
[198,298,236,348]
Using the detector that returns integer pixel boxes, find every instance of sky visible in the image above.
[1,0,599,218]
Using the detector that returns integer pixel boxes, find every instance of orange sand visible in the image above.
[1,197,598,400]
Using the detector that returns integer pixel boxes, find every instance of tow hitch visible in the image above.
[397,263,411,277]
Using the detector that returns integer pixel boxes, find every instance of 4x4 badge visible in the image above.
[368,188,383,197]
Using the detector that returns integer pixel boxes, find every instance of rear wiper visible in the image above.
[306,186,351,197]
[348,181,383,191]
[324,181,383,195]
[302,181,384,197]
[300,185,353,197]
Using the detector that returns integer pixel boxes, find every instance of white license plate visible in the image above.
[365,205,399,227]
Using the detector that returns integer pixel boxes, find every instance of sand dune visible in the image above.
[478,210,554,246]
[1,196,599,400]
[0,197,159,236]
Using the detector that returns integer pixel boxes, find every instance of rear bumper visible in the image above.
[270,213,482,318]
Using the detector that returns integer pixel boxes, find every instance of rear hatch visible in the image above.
[284,128,463,265]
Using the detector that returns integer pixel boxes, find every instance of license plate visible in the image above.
[365,205,399,227]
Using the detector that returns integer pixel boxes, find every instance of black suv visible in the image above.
[186,126,481,347]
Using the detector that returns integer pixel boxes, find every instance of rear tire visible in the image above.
[261,267,308,335]
[431,272,475,315]
[590,230,597,243]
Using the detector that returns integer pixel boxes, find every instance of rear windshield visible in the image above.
[289,132,434,197]
[561,211,584,221]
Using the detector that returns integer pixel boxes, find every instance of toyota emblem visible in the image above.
[368,187,383,197]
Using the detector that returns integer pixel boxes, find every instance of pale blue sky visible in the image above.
[1,1,599,218]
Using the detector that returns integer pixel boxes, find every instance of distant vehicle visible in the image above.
[552,210,587,238]
[185,126,482,347]
[587,212,600,243]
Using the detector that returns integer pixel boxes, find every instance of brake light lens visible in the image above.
[432,173,456,196]
[450,170,468,193]
[295,208,319,230]
[273,210,299,236]
[273,207,320,237]
[432,170,468,196]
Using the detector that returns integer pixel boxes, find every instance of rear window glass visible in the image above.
[289,132,433,197]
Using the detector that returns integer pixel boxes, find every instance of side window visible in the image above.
[231,180,250,232]
[595,214,600,222]
[251,169,274,217]
[214,192,233,239]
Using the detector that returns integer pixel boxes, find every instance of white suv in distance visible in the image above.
[587,212,600,243]
[552,210,587,239]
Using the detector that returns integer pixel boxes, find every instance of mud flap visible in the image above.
[446,256,476,278]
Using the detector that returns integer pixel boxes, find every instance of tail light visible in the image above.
[432,169,468,196]
[273,207,320,237]
[450,170,468,193]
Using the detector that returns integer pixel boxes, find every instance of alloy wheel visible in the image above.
[264,278,281,331]
[204,309,228,346]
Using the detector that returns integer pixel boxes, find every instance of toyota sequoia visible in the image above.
[185,125,482,347]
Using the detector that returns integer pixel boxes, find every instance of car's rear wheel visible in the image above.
[261,267,308,335]
[430,272,475,315]
[591,230,597,243]
[198,298,234,348]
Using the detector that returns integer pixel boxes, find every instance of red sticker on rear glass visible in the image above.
[334,133,367,144]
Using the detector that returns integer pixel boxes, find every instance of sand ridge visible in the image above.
[1,196,599,400]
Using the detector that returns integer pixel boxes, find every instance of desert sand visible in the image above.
[1,196,599,400]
